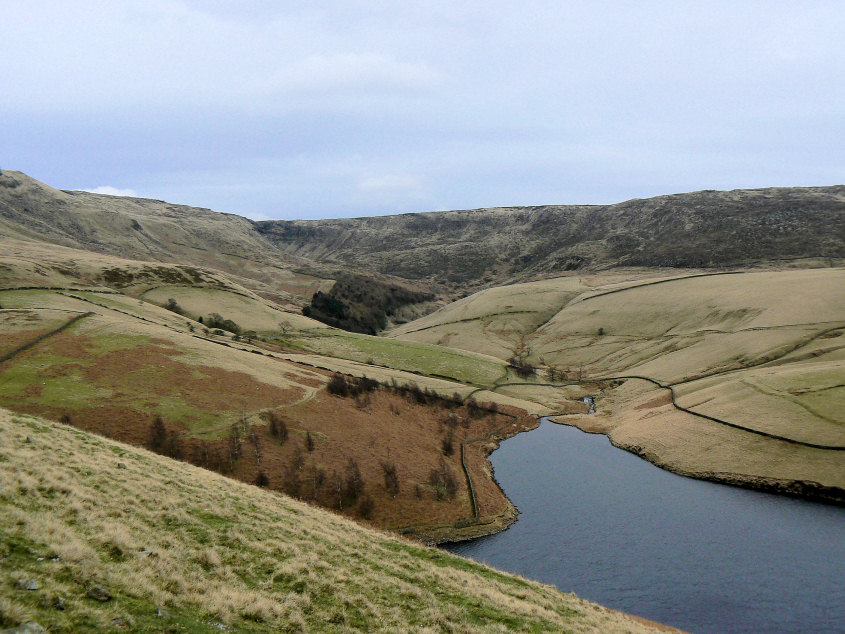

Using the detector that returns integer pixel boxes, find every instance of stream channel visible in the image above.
[444,417,845,633]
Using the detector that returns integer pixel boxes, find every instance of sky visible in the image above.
[2,1,844,220]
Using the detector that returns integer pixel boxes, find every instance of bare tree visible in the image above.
[248,429,263,464]
[227,422,242,463]
[380,460,400,497]
[268,411,288,444]
[343,457,365,505]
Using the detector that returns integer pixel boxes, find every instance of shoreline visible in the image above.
[549,415,845,508]
[405,413,540,544]
[425,406,844,545]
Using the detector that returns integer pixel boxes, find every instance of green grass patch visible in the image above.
[296,331,506,386]
[0,358,112,408]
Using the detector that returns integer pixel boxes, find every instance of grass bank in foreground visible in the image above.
[0,409,670,633]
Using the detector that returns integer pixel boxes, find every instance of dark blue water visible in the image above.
[445,419,845,633]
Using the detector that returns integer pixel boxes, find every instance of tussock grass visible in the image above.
[0,409,665,632]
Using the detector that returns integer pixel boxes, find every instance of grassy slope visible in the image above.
[0,410,667,633]
[258,185,845,287]
[387,277,586,359]
[0,279,557,540]
[0,171,331,305]
[140,285,328,333]
[392,268,845,497]
[292,330,508,386]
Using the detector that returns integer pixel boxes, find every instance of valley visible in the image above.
[1,168,843,631]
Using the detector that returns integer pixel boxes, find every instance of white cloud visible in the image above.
[3,2,844,219]
[84,186,139,197]
[358,174,422,193]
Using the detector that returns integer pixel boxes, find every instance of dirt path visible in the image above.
[191,386,321,440]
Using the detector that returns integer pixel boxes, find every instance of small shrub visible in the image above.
[165,298,183,315]
[59,414,72,425]
[198,548,221,569]
[205,313,241,334]
[380,461,400,497]
[327,373,349,397]
[428,460,458,500]
[149,416,167,451]
[441,412,460,429]
[508,356,537,378]
[441,431,455,457]
[255,470,270,487]
[357,494,374,519]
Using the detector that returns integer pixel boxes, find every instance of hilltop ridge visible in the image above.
[2,170,843,297]
[258,185,845,287]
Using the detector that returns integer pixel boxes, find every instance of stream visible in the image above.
[444,417,845,633]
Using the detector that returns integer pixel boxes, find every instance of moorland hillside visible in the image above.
[1,169,842,519]
[259,186,845,287]
[1,169,843,632]
[0,170,332,306]
[390,268,845,502]
[3,170,843,298]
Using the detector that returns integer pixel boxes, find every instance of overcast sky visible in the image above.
[2,1,843,220]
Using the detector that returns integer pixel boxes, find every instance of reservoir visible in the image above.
[445,418,845,633]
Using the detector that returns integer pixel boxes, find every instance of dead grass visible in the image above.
[0,296,543,538]
[551,379,845,496]
[397,268,845,496]
[0,408,667,632]
[140,285,327,332]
